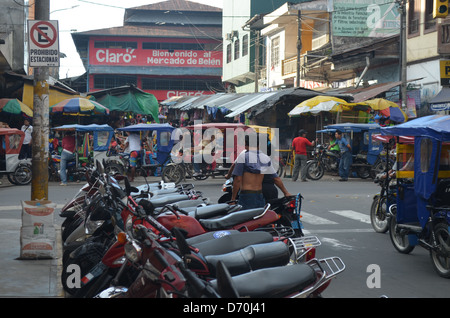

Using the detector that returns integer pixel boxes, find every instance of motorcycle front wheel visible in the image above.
[430,222,450,278]
[305,161,324,180]
[370,195,389,233]
[389,211,415,254]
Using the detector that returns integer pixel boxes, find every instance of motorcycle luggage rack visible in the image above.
[254,225,296,238]
[292,257,346,298]
[288,236,322,262]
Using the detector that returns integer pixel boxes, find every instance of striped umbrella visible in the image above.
[0,98,33,117]
[50,98,109,116]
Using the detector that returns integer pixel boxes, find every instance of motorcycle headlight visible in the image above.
[124,240,142,263]
[85,215,104,235]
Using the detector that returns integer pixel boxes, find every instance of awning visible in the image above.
[429,87,450,111]
[343,81,402,103]
[188,94,228,109]
[170,96,200,110]
[224,92,279,118]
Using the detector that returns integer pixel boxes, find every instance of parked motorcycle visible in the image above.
[305,144,340,180]
[218,177,304,237]
[95,225,341,298]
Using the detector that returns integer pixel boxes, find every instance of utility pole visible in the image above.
[254,30,260,93]
[31,0,50,200]
[398,0,407,109]
[296,10,302,87]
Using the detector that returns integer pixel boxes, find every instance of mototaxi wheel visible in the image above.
[389,210,415,254]
[104,162,124,176]
[430,222,450,278]
[8,164,32,185]
[355,160,371,179]
[370,195,390,233]
[193,173,209,181]
[161,164,183,184]
[305,161,324,180]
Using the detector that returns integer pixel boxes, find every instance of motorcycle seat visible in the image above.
[193,203,236,220]
[210,263,316,298]
[205,241,290,277]
[199,207,266,231]
[149,188,178,197]
[154,199,207,213]
[189,231,274,256]
[149,194,190,208]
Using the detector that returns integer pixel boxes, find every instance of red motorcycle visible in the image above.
[95,226,342,298]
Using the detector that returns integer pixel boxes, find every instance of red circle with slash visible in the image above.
[30,21,57,48]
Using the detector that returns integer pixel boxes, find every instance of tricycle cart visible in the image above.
[0,128,32,185]
[381,115,450,278]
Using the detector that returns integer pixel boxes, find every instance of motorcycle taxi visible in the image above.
[164,123,253,183]
[381,115,450,278]
[52,124,115,181]
[117,123,175,178]
[322,123,383,179]
[0,127,32,185]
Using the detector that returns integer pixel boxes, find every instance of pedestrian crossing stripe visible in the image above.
[301,210,370,225]
[329,210,371,224]
[301,212,338,225]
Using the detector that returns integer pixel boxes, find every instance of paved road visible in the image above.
[1,173,449,298]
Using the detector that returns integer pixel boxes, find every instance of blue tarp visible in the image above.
[324,123,381,133]
[381,115,450,141]
[52,124,114,152]
[52,124,114,132]
[117,123,174,132]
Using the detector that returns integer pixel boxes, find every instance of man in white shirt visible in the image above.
[123,131,141,182]
[19,118,32,159]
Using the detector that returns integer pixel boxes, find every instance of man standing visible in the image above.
[291,129,316,182]
[59,131,76,186]
[19,119,32,159]
[231,135,291,210]
[329,130,352,181]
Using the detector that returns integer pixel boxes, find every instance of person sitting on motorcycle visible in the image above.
[328,132,340,152]
[231,135,292,210]
[193,134,216,177]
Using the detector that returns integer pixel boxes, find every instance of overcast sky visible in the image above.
[48,0,223,78]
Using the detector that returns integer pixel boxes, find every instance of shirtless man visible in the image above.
[231,136,291,210]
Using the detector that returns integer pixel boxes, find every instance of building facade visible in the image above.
[72,0,223,102]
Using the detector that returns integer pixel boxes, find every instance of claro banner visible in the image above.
[90,48,222,68]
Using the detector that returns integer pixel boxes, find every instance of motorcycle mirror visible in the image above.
[172,227,191,257]
[215,261,239,298]
[96,160,104,174]
[124,177,132,195]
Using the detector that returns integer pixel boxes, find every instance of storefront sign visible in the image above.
[91,48,222,68]
[440,59,450,86]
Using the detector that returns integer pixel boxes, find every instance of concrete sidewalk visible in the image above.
[0,218,63,298]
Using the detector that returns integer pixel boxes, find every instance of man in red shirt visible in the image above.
[291,129,316,182]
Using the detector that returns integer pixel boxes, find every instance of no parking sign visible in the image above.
[28,20,60,67]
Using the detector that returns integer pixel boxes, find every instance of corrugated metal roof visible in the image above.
[73,25,221,39]
[129,0,222,13]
